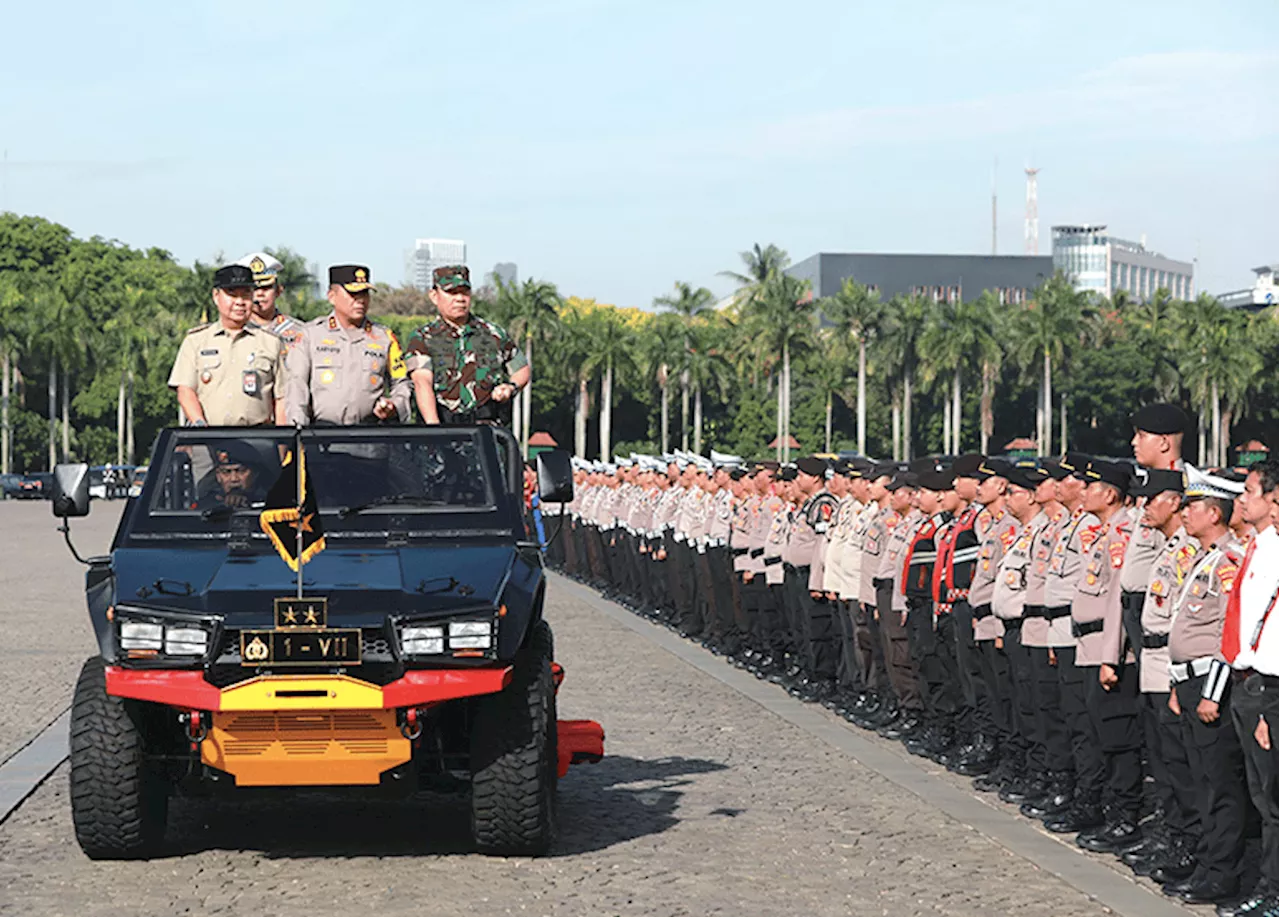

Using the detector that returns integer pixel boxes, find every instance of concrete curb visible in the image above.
[0,709,69,825]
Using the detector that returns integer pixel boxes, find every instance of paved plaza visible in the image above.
[0,502,1194,916]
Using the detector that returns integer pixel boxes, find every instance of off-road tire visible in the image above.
[69,657,168,859]
[470,619,557,856]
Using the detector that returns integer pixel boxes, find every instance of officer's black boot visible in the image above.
[1020,770,1074,818]
[1076,804,1143,853]
[999,765,1046,805]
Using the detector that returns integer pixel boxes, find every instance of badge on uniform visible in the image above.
[242,370,259,395]
[200,370,213,384]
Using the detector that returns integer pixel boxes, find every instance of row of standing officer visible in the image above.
[551,405,1278,916]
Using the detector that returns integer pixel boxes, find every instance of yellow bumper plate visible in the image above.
[219,675,385,711]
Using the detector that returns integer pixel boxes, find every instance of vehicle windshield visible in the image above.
[147,428,498,518]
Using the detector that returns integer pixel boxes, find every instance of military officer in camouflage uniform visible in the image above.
[404,265,530,425]
[235,251,304,347]
[169,263,287,427]
[283,265,411,426]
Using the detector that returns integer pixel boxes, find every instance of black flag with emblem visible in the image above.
[259,440,325,571]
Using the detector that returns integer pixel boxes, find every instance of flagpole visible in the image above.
[295,424,304,599]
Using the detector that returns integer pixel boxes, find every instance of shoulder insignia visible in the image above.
[1173,544,1197,582]
[1217,560,1239,593]
[186,323,210,335]
[999,523,1018,549]
[1078,523,1104,552]
[1109,538,1126,568]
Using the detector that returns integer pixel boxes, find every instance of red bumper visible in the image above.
[104,666,513,711]
[556,719,605,778]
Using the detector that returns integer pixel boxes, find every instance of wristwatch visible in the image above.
[187,419,208,428]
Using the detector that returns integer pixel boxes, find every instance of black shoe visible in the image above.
[1020,775,1073,819]
[1217,894,1279,917]
[1152,852,1197,885]
[999,773,1046,805]
[1076,819,1141,853]
[950,744,998,777]
[1176,878,1241,905]
[862,703,900,730]
[878,713,920,740]
[1043,801,1101,833]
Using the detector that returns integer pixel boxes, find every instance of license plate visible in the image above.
[240,629,361,667]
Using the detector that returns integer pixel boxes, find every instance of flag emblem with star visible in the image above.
[259,446,326,571]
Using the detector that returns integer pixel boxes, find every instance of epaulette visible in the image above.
[185,323,210,335]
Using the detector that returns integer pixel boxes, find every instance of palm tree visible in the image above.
[878,293,932,460]
[918,294,1002,454]
[582,309,635,462]
[1176,293,1256,465]
[683,321,732,453]
[739,271,814,460]
[496,276,562,455]
[641,313,685,453]
[719,243,790,294]
[809,332,851,453]
[1008,274,1091,455]
[0,273,27,474]
[821,278,882,454]
[1125,288,1182,400]
[654,281,715,451]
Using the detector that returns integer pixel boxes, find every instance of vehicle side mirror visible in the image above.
[52,463,91,517]
[535,450,574,504]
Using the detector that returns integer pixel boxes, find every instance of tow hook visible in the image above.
[179,710,209,750]
[398,707,424,741]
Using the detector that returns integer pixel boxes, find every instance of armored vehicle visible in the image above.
[52,425,603,859]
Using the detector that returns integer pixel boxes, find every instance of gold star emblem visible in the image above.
[290,512,316,534]
[282,609,298,624]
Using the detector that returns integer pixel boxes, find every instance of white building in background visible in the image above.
[1217,265,1279,311]
[1051,225,1194,301]
[405,238,467,291]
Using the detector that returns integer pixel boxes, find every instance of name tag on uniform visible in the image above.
[200,349,219,356]
[242,370,259,395]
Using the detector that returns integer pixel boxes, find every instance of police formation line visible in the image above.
[167,257,529,431]
[548,405,1278,917]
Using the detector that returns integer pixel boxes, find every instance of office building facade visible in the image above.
[1217,264,1278,311]
[405,238,467,291]
[787,252,1054,306]
[1051,225,1194,301]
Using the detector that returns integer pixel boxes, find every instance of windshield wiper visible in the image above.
[338,494,447,518]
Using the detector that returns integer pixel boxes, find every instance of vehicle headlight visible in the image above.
[448,620,492,650]
[119,621,163,651]
[401,625,445,656]
[163,627,208,656]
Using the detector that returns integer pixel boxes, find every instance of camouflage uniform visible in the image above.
[403,315,528,419]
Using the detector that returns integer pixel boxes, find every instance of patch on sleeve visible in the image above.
[1217,561,1239,593]
[1109,539,1127,568]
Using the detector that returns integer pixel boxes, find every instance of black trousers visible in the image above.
[833,599,861,691]
[877,583,923,711]
[977,636,1016,746]
[1175,673,1248,887]
[1231,672,1278,897]
[1085,662,1143,819]
[1058,647,1103,797]
[953,601,987,729]
[863,602,892,694]
[906,599,961,718]
[1001,621,1037,757]
[790,570,838,681]
[1029,645,1074,772]
[1143,690,1199,839]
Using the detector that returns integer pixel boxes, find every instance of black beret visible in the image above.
[1007,463,1046,490]
[212,440,262,470]
[729,467,748,481]
[776,465,799,482]
[757,460,781,472]
[917,468,957,492]
[981,457,1014,479]
[952,453,987,478]
[908,457,943,475]
[871,461,898,480]
[1084,459,1131,495]
[887,471,918,491]
[796,457,828,478]
[1129,403,1189,435]
[213,264,255,290]
[1060,451,1093,480]
[1040,458,1071,481]
[1129,467,1184,498]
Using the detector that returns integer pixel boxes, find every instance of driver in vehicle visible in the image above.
[196,441,269,510]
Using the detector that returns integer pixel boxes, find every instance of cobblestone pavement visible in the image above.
[0,501,117,764]
[0,509,1183,915]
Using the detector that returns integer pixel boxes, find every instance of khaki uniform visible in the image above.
[1022,506,1069,647]
[168,321,285,427]
[1168,533,1244,666]
[1043,506,1102,648]
[970,510,1021,641]
[992,513,1041,622]
[859,504,895,608]
[284,313,411,426]
[1071,512,1133,666]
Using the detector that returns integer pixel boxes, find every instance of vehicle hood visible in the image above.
[110,544,516,628]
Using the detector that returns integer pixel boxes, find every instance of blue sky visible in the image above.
[2,1,1275,306]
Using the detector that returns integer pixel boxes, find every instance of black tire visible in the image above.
[470,619,558,856]
[69,657,168,859]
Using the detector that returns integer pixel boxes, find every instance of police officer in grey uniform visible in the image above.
[284,265,412,426]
